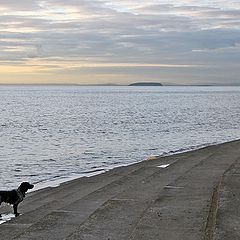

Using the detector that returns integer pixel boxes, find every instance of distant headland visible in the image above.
[128,82,163,86]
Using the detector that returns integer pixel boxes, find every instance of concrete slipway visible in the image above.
[0,140,240,240]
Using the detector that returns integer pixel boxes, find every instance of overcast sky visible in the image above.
[0,0,240,85]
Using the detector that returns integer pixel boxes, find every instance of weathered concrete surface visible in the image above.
[0,140,240,240]
[214,157,240,240]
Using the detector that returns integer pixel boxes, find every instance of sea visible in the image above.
[0,85,239,190]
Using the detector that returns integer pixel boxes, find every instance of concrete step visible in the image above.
[19,163,145,211]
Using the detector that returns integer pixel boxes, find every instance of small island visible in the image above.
[129,82,163,86]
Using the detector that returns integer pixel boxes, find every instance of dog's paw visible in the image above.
[15,213,20,217]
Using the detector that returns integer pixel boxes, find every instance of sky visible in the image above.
[0,0,240,85]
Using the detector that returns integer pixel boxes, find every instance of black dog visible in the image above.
[0,182,34,217]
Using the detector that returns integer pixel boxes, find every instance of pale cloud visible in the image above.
[0,0,239,84]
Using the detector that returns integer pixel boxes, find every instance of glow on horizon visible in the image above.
[0,0,240,85]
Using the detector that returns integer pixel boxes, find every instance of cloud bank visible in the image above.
[0,0,240,84]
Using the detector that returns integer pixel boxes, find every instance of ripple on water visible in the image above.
[0,86,239,189]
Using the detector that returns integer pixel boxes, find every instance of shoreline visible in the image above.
[31,139,235,192]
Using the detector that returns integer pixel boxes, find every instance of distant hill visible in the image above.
[129,82,163,86]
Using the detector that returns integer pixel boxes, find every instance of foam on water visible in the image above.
[0,213,15,225]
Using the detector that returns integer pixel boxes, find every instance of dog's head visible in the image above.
[18,182,34,193]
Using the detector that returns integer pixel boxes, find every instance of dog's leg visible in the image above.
[13,204,19,217]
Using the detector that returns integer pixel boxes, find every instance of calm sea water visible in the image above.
[0,85,239,190]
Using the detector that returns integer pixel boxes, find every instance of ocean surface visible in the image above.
[0,85,239,190]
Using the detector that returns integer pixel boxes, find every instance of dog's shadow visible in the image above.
[0,213,16,225]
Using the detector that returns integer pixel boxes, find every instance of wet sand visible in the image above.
[0,139,240,240]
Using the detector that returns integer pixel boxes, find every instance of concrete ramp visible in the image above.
[1,140,240,240]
